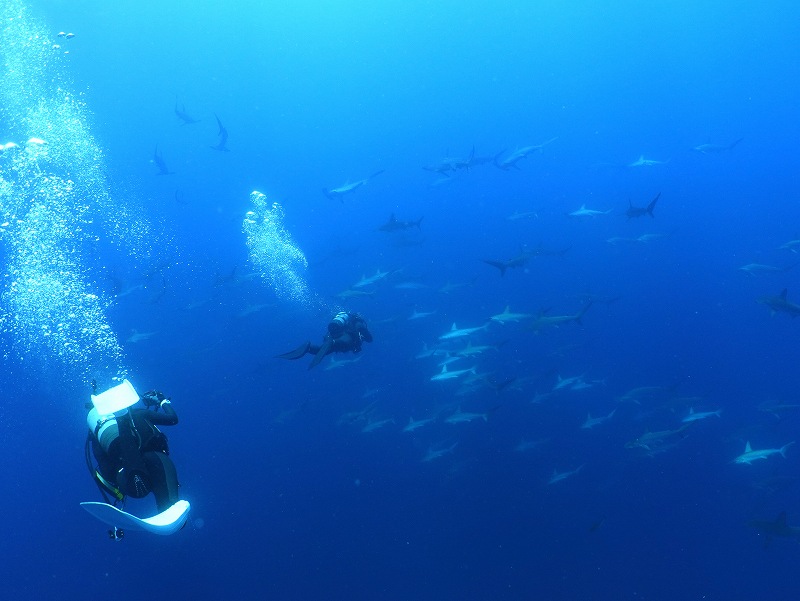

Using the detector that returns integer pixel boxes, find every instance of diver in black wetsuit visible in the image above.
[277,311,373,369]
[86,390,181,518]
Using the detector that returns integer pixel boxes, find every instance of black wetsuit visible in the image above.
[278,312,373,369]
[91,404,180,512]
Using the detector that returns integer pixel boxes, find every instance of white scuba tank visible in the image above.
[87,407,124,453]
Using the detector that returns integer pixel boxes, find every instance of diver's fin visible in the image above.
[276,342,312,360]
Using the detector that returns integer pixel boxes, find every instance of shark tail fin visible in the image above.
[781,441,796,457]
[483,260,507,277]
[647,192,661,217]
[575,301,593,324]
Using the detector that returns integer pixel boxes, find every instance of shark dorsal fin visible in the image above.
[450,323,457,331]
[745,441,752,452]
[504,305,510,313]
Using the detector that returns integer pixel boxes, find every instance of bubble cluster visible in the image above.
[243,191,313,305]
[0,1,151,383]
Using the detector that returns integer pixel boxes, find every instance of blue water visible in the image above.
[2,1,799,599]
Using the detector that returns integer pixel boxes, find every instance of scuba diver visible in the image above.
[277,311,373,369]
[84,380,186,539]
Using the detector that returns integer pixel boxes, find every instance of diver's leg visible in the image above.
[308,337,334,369]
[143,451,180,512]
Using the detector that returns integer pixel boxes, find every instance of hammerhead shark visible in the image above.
[423,147,474,176]
[483,250,531,276]
[693,138,743,154]
[211,114,229,151]
[758,289,800,317]
[530,301,592,332]
[323,170,384,202]
[749,512,800,546]
[174,101,200,125]
[153,146,174,175]
[379,214,423,232]
[568,204,612,218]
[494,137,558,171]
[627,155,669,167]
[626,192,660,218]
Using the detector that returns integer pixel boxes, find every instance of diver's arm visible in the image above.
[148,400,179,426]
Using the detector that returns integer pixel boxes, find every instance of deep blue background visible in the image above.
[2,1,800,599]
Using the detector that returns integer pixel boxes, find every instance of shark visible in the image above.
[582,409,616,429]
[422,442,458,462]
[547,464,583,485]
[439,279,476,294]
[323,170,384,202]
[361,418,395,433]
[758,399,800,419]
[353,268,398,289]
[126,329,156,343]
[483,250,531,276]
[734,441,795,465]
[379,214,423,232]
[493,137,558,170]
[403,416,436,433]
[681,408,722,423]
[552,373,587,392]
[627,155,669,167]
[153,145,174,175]
[174,101,200,125]
[422,147,477,176]
[749,512,800,545]
[606,236,639,245]
[439,322,490,340]
[616,385,674,404]
[568,204,612,218]
[414,343,450,360]
[739,263,795,276]
[335,288,375,300]
[779,237,800,253]
[408,308,437,320]
[530,301,592,332]
[626,192,660,219]
[454,340,500,358]
[637,233,669,243]
[431,365,477,382]
[758,289,800,317]
[444,408,488,424]
[211,113,229,151]
[490,306,532,324]
[681,407,722,424]
[625,423,692,452]
[692,138,743,154]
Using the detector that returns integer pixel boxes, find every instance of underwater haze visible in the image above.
[1,0,800,599]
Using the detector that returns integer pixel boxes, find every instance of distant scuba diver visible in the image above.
[83,379,189,539]
[277,311,373,369]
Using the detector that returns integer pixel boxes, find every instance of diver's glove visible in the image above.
[141,390,167,408]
